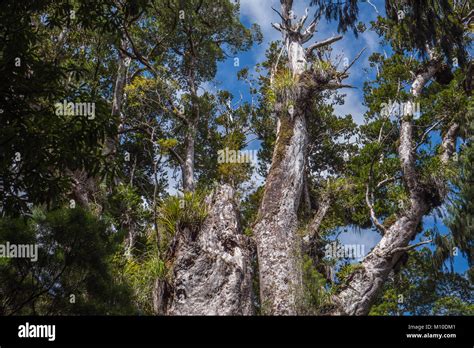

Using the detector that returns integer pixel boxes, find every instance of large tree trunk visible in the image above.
[165,184,254,315]
[331,53,458,315]
[254,112,308,315]
[254,0,347,315]
[253,2,309,313]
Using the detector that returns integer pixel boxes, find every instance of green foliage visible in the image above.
[272,69,297,99]
[336,263,365,285]
[0,0,261,315]
[309,0,360,35]
[299,255,334,314]
[215,105,254,187]
[382,0,470,66]
[432,296,474,315]
[157,190,208,249]
[116,239,166,314]
[370,249,474,315]
[0,0,471,318]
[0,207,135,315]
[0,0,116,216]
[449,98,474,266]
[240,186,265,236]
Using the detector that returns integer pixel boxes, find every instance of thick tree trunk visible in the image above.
[254,0,346,315]
[254,113,308,315]
[253,0,311,316]
[166,184,254,315]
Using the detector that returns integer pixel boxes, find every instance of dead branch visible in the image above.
[306,35,343,55]
[342,48,367,75]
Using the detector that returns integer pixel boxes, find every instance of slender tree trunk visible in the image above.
[106,36,131,158]
[331,53,458,315]
[307,190,331,237]
[332,196,430,315]
[106,37,137,255]
[182,122,196,193]
[67,37,131,210]
[180,51,199,193]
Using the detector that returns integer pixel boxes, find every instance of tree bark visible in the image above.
[254,2,309,312]
[332,198,430,315]
[166,184,254,315]
[105,36,131,158]
[331,53,459,315]
[254,0,347,315]
[182,122,196,193]
[307,190,331,237]
[254,112,308,315]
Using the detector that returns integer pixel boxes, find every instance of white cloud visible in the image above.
[333,88,367,125]
[239,0,280,42]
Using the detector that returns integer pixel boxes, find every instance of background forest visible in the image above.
[0,0,472,316]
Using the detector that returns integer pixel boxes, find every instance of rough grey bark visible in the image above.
[254,0,349,315]
[332,199,430,315]
[307,191,331,237]
[166,184,254,315]
[254,113,308,315]
[152,278,171,315]
[440,122,460,163]
[182,122,196,193]
[331,53,459,315]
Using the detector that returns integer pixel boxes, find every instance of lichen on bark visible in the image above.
[165,184,255,315]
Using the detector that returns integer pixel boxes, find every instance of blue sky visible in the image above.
[184,1,470,275]
[214,0,386,257]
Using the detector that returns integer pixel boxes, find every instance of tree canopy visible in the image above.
[0,0,472,317]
